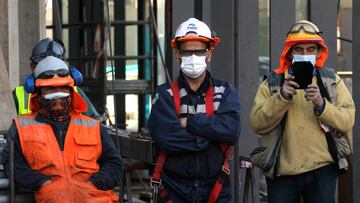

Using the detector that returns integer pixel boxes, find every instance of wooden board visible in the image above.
[0,47,16,131]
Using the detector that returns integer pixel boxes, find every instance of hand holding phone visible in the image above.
[291,62,314,89]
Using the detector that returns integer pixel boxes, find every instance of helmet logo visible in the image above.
[187,23,197,31]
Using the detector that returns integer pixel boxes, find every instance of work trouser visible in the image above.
[266,164,337,203]
[157,182,231,203]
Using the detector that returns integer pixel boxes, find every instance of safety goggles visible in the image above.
[30,40,65,64]
[37,69,70,79]
[287,23,322,35]
[179,49,208,57]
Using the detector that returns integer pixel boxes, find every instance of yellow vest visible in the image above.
[15,86,31,115]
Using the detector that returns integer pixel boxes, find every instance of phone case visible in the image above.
[292,62,314,89]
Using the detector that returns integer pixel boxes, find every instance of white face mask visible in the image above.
[43,92,70,100]
[292,55,316,66]
[180,55,207,79]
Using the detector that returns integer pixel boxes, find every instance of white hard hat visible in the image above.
[171,18,220,50]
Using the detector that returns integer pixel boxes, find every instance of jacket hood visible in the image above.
[274,33,328,74]
[29,90,87,114]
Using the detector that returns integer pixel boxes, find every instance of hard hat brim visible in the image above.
[35,76,75,88]
[171,36,220,49]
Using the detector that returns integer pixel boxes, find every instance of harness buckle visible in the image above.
[222,165,230,175]
[226,149,234,160]
[150,178,162,202]
[150,178,162,189]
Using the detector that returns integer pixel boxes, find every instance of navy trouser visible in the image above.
[157,183,231,203]
[266,164,337,203]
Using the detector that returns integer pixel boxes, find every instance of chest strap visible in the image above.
[150,81,233,203]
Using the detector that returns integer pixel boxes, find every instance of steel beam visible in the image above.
[106,80,151,95]
[236,0,259,202]
[171,0,195,79]
[353,0,360,202]
[209,0,234,83]
[309,0,337,68]
[114,0,126,128]
[270,0,295,70]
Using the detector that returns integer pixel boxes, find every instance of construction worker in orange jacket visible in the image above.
[12,38,101,120]
[5,56,122,203]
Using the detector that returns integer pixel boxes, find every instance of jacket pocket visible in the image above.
[23,141,54,170]
[74,133,99,170]
[76,149,98,170]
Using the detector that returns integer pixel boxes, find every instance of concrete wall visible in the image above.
[0,0,19,90]
[0,0,45,88]
[18,0,46,82]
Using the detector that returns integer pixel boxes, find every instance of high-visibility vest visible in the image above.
[15,86,79,116]
[14,113,118,203]
[15,86,31,115]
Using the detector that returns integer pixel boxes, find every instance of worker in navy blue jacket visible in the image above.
[148,18,241,203]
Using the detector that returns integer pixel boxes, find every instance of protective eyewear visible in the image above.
[30,40,65,64]
[288,23,322,35]
[37,69,70,79]
[179,49,208,57]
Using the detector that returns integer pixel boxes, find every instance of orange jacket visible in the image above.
[14,113,118,203]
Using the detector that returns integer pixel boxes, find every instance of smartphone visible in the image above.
[291,62,314,89]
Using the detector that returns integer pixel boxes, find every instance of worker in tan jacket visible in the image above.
[250,20,355,203]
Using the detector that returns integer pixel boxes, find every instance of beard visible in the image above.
[39,96,72,121]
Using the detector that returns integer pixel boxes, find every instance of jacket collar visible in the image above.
[177,70,212,95]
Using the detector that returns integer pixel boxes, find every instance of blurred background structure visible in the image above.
[0,0,359,202]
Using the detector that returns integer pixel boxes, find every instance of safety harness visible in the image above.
[151,81,233,203]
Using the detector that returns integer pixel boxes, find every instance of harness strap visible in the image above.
[151,81,232,203]
[208,144,233,203]
[159,186,174,203]
[151,152,166,183]
[171,81,181,115]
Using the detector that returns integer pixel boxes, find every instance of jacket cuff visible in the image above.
[278,90,293,102]
[314,99,326,116]
[34,177,51,191]
[90,175,106,190]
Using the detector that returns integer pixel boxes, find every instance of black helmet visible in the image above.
[29,38,66,64]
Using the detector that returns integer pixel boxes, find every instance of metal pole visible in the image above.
[149,0,172,83]
[352,0,360,202]
[233,1,240,202]
[9,140,14,203]
[104,0,120,149]
[53,0,63,40]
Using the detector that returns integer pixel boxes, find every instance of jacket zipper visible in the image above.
[58,127,74,202]
[194,95,201,202]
